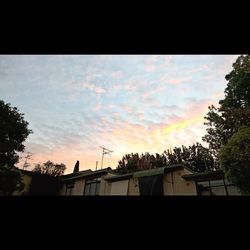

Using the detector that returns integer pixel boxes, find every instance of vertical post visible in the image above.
[96,161,98,171]
[100,146,113,170]
[101,148,104,169]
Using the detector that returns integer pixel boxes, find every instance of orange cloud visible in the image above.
[20,99,213,174]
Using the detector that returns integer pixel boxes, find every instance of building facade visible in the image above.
[60,165,241,196]
[8,165,241,195]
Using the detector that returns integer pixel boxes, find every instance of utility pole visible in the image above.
[100,146,113,169]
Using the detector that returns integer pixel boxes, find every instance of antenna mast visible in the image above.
[100,146,113,169]
[23,152,33,170]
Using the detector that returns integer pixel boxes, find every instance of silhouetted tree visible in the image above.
[163,143,216,172]
[219,126,250,194]
[73,160,79,173]
[116,143,215,174]
[33,160,66,177]
[0,99,32,167]
[0,165,24,195]
[203,55,250,160]
[117,153,140,174]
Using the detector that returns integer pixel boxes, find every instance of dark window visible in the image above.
[226,185,241,195]
[65,184,74,196]
[196,181,211,196]
[138,175,163,195]
[84,180,100,196]
[196,179,241,196]
[224,179,241,195]
[210,179,227,195]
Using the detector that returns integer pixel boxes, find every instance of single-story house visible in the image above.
[7,165,241,196]
[60,167,114,195]
[102,165,241,196]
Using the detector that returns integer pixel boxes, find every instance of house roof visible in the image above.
[62,167,113,182]
[182,169,224,181]
[19,169,60,180]
[19,169,36,176]
[105,164,192,182]
[62,169,92,179]
[104,172,134,182]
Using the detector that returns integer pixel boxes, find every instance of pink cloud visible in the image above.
[145,64,156,73]
[22,101,211,173]
[110,71,123,79]
[82,82,106,94]
[145,56,158,72]
[111,81,137,94]
[159,75,192,85]
[122,105,133,113]
[163,55,173,66]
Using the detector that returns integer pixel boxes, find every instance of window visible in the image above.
[224,179,241,195]
[211,186,227,195]
[196,181,210,195]
[226,185,241,195]
[196,179,241,196]
[65,183,74,196]
[210,180,227,195]
[84,180,100,196]
[138,175,164,195]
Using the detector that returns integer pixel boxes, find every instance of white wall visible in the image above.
[110,180,129,195]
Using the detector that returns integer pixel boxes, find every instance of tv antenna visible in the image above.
[100,146,113,170]
[23,152,33,170]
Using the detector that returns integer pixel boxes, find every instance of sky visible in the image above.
[0,55,239,174]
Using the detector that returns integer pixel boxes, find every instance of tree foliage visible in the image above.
[203,105,250,156]
[33,160,66,177]
[116,143,216,174]
[219,126,250,194]
[203,55,250,157]
[0,100,32,167]
[73,160,79,173]
[163,143,217,172]
[0,165,24,195]
[220,55,250,109]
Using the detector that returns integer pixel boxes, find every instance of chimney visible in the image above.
[73,160,80,173]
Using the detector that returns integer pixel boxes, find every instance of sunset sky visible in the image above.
[0,55,239,174]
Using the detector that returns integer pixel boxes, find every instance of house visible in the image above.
[13,169,62,195]
[182,170,241,195]
[102,165,241,195]
[60,167,114,195]
[8,164,241,195]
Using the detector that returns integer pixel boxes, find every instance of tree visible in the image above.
[117,153,141,174]
[0,165,24,195]
[219,126,250,194]
[203,55,250,159]
[116,143,216,174]
[220,55,250,109]
[203,106,250,154]
[0,99,32,167]
[33,160,66,177]
[163,143,217,172]
[73,160,79,173]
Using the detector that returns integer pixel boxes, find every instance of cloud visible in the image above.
[109,71,123,79]
[110,81,138,94]
[82,82,106,94]
[9,55,239,173]
[168,76,192,85]
[145,56,158,73]
[145,63,156,73]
